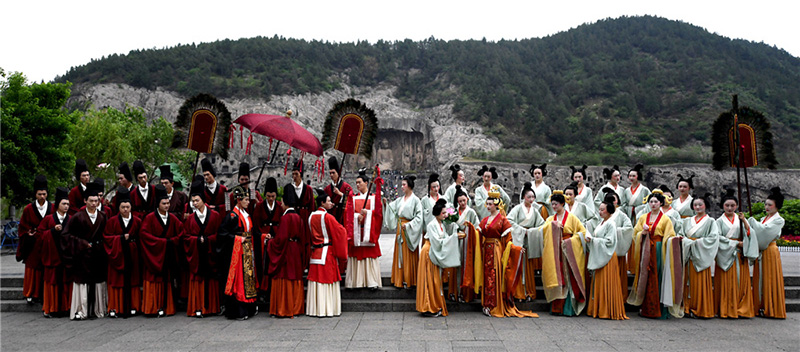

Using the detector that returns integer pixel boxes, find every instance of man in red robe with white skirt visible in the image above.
[307,189,348,317]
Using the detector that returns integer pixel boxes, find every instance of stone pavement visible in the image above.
[1,310,798,351]
[2,236,799,351]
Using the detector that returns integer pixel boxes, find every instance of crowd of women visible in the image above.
[397,163,787,320]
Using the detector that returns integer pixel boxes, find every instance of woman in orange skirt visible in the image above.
[586,201,628,320]
[747,187,787,319]
[714,189,757,318]
[417,199,460,316]
[384,176,424,289]
[680,194,719,318]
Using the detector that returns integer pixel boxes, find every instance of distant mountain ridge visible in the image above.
[57,15,800,166]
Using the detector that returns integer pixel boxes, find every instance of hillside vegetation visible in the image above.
[58,16,800,166]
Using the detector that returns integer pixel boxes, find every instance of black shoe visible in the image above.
[108,310,117,318]
[157,309,165,317]
[42,312,52,318]
[218,305,226,316]
[130,309,137,316]
[237,315,248,321]
[26,297,34,305]
[195,311,203,318]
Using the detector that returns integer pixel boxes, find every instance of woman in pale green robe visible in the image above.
[595,189,634,299]
[421,173,444,234]
[621,165,651,224]
[508,185,546,300]
[679,195,720,318]
[714,190,758,318]
[672,175,695,219]
[586,201,628,320]
[416,199,460,316]
[473,165,510,219]
[443,164,471,208]
[446,186,479,302]
[384,176,424,288]
[570,165,596,216]
[746,187,787,319]
[565,182,597,235]
[594,166,623,211]
[530,164,554,219]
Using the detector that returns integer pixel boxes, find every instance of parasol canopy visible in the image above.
[234,112,323,156]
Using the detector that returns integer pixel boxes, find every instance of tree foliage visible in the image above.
[57,16,800,166]
[68,106,195,192]
[1,71,79,207]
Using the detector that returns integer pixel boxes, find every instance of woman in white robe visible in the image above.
[421,173,444,233]
[416,199,460,317]
[446,185,479,302]
[586,201,628,320]
[384,175,424,289]
[594,165,623,211]
[443,164,471,208]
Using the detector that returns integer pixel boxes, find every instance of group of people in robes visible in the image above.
[16,157,354,321]
[16,157,788,321]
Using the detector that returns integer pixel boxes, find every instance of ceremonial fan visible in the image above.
[172,93,232,178]
[320,98,379,177]
[711,94,777,212]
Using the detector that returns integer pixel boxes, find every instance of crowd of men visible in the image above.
[16,156,361,320]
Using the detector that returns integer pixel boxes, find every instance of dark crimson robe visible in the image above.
[61,209,108,284]
[37,213,70,286]
[324,180,352,225]
[131,185,157,219]
[68,185,87,216]
[282,183,314,268]
[182,209,221,281]
[168,190,189,220]
[267,209,307,281]
[17,201,53,269]
[139,211,183,283]
[204,183,228,216]
[103,215,142,289]
[252,199,283,289]
[308,208,348,284]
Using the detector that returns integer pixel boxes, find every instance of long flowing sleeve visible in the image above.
[681,217,720,271]
[748,215,785,251]
[425,221,460,268]
[403,197,425,251]
[587,220,618,270]
[383,197,400,231]
[614,212,634,256]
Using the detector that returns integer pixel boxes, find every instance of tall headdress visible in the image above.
[173,93,232,159]
[74,159,89,180]
[33,175,48,191]
[530,163,547,177]
[238,162,251,179]
[159,165,174,182]
[132,160,147,178]
[118,162,133,183]
[602,165,620,180]
[200,158,216,177]
[449,164,462,181]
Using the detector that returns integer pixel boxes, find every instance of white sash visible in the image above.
[309,210,329,265]
[351,193,375,247]
[725,215,740,239]
[686,215,710,238]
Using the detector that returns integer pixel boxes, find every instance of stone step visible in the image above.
[1,276,23,287]
[1,287,23,300]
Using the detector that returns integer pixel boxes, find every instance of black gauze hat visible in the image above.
[238,162,250,178]
[132,160,147,177]
[55,187,69,204]
[159,165,174,182]
[264,177,278,194]
[34,175,48,191]
[190,181,206,201]
[201,158,216,177]
[154,184,169,201]
[328,156,341,174]
[118,162,133,182]
[74,159,89,180]
[115,187,132,208]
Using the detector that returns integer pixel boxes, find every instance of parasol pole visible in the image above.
[190,151,201,180]
[254,140,282,193]
[732,95,743,213]
[337,151,348,207]
[743,149,753,212]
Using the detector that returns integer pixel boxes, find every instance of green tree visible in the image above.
[68,105,195,192]
[1,71,79,207]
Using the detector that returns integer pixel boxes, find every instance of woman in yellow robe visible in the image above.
[627,191,682,319]
[537,191,589,316]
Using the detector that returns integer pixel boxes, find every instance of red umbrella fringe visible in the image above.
[284,149,292,175]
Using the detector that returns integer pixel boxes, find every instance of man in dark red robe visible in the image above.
[38,187,71,317]
[94,178,113,217]
[201,158,228,215]
[103,187,142,318]
[218,185,258,320]
[139,185,183,316]
[110,162,135,217]
[182,180,222,317]
[282,158,314,268]
[228,162,263,215]
[324,157,352,274]
[68,159,90,215]
[17,175,52,304]
[267,205,308,317]
[252,177,283,293]
[61,181,108,320]
[130,160,156,219]
[159,165,188,219]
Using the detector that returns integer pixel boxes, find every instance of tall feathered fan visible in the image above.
[173,93,232,159]
[711,95,777,170]
[321,98,378,159]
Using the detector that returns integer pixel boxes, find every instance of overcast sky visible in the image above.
[4,0,797,83]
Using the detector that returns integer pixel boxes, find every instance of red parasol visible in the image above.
[234,112,323,156]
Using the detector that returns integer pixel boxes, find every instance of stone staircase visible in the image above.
[3,274,798,314]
